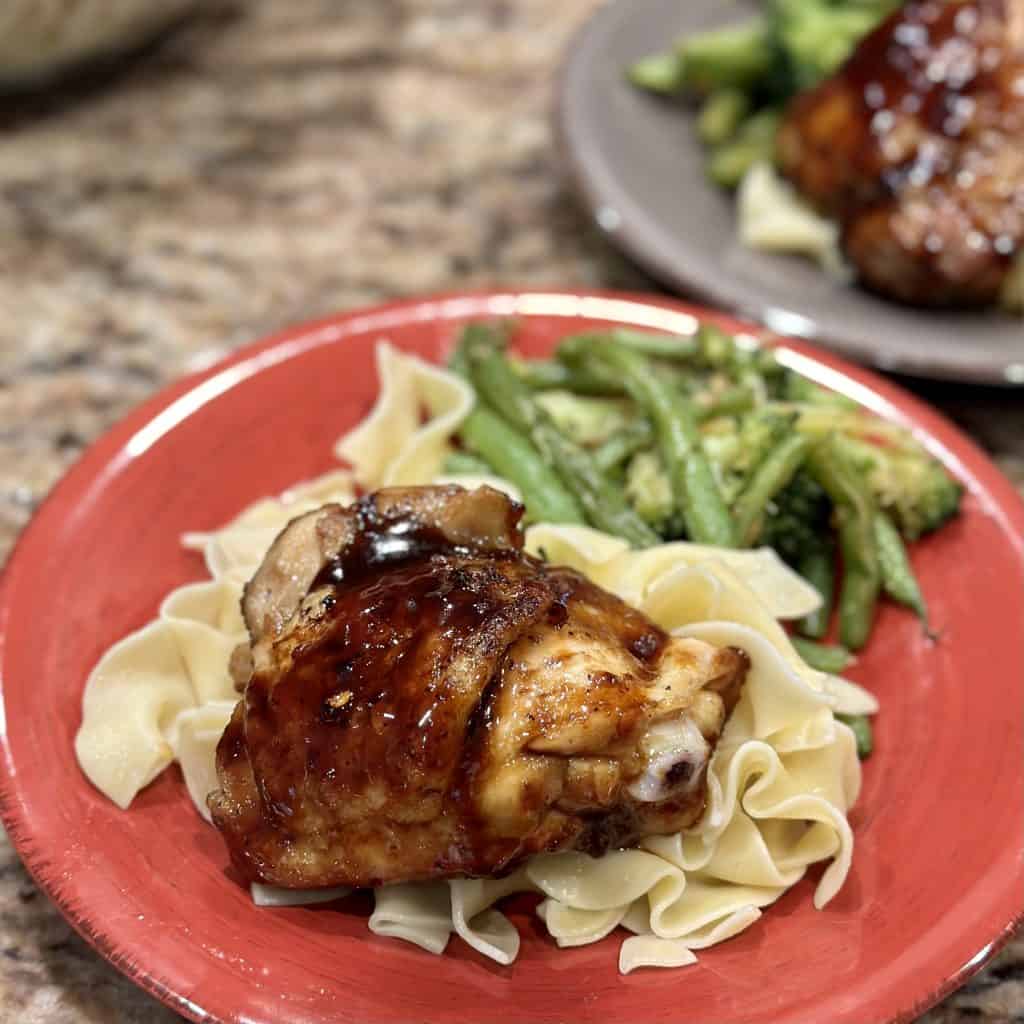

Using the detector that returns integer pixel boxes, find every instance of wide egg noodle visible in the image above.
[651,561,877,717]
[523,524,630,576]
[170,700,237,822]
[613,543,823,620]
[183,469,356,583]
[665,904,763,950]
[685,623,831,744]
[647,876,783,940]
[252,884,352,908]
[369,882,454,955]
[448,869,533,965]
[697,812,807,889]
[160,583,245,703]
[75,620,192,810]
[618,893,764,949]
[334,342,474,489]
[524,524,823,621]
[77,469,357,814]
[536,902,628,949]
[821,673,880,716]
[527,850,680,911]
[619,936,698,974]
[75,580,247,810]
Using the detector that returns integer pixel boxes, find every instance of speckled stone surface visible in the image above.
[0,2,1021,1021]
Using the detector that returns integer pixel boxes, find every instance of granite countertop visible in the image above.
[0,2,1021,1021]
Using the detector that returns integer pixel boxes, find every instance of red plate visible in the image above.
[1,291,1022,1024]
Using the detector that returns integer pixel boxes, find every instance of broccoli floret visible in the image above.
[783,370,859,409]
[888,462,962,540]
[534,391,631,447]
[835,436,963,540]
[625,451,680,536]
[768,0,899,92]
[785,404,963,540]
[736,409,795,469]
[631,0,898,116]
[675,17,774,93]
[700,408,795,503]
[701,430,744,501]
[757,469,831,565]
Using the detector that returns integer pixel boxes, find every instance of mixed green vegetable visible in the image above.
[629,0,899,188]
[446,321,962,757]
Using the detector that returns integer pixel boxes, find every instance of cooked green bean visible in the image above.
[695,323,739,369]
[697,88,751,146]
[463,330,658,546]
[593,421,655,474]
[540,430,661,546]
[784,371,859,409]
[733,433,811,545]
[837,713,874,759]
[534,392,631,447]
[463,333,540,431]
[458,406,584,525]
[791,636,852,674]
[707,139,770,188]
[558,330,699,363]
[707,111,779,189]
[627,53,684,93]
[691,324,781,380]
[448,318,955,657]
[576,342,737,547]
[442,450,493,476]
[738,107,781,145]
[450,328,584,525]
[512,359,572,389]
[798,542,836,639]
[672,16,773,92]
[873,511,930,626]
[695,384,757,422]
[731,410,796,492]
[807,439,880,650]
[626,450,678,534]
[512,358,624,395]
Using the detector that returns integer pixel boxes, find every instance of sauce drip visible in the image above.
[312,493,520,591]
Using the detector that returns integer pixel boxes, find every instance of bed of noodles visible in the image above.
[75,342,878,974]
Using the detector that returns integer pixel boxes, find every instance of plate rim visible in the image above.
[555,0,1024,388]
[0,287,1022,1024]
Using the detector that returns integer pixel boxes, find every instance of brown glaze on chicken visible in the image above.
[209,485,748,889]
[778,0,1024,306]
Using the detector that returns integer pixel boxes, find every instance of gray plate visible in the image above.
[558,0,1024,385]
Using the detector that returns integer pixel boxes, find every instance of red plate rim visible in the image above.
[0,288,1022,1024]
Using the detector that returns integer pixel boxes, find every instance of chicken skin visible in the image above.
[778,0,1024,306]
[209,486,748,889]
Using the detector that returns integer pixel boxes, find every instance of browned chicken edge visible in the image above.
[208,485,749,890]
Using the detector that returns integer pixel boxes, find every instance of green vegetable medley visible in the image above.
[447,322,961,755]
[629,0,899,188]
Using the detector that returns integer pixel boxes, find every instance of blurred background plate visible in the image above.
[557,0,1024,386]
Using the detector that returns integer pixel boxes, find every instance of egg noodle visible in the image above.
[75,342,877,974]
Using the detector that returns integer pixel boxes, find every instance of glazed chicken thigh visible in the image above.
[778,0,1024,306]
[209,486,748,889]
